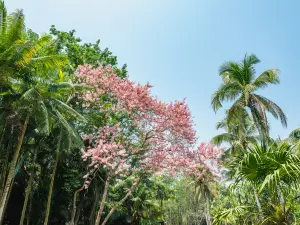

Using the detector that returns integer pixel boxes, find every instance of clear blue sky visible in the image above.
[7,0,300,141]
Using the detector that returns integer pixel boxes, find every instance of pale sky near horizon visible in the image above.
[6,0,300,141]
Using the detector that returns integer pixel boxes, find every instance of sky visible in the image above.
[6,0,300,141]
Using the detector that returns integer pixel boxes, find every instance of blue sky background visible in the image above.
[7,0,300,141]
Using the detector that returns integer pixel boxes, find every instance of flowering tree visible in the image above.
[76,65,221,225]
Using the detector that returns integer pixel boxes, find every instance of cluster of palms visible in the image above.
[0,4,87,224]
[210,54,300,224]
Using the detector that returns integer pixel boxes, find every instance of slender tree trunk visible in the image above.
[74,199,83,225]
[0,176,14,224]
[100,178,141,225]
[26,191,33,225]
[277,186,285,212]
[43,151,59,225]
[94,176,111,225]
[0,114,29,225]
[205,197,211,225]
[254,188,263,221]
[89,182,101,225]
[20,144,39,225]
[19,172,33,225]
[70,183,85,225]
[0,148,9,200]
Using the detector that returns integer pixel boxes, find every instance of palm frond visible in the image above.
[211,82,242,112]
[253,69,280,89]
[242,53,260,84]
[0,0,7,35]
[219,61,245,86]
[211,133,235,146]
[29,55,68,69]
[34,100,49,135]
[5,9,25,45]
[253,94,287,128]
[289,128,300,140]
[53,108,83,150]
[51,98,86,123]
[16,34,53,67]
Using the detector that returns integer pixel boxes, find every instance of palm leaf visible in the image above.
[34,100,50,135]
[5,9,25,45]
[29,55,68,69]
[253,94,287,128]
[51,98,86,123]
[253,69,280,89]
[16,34,53,67]
[211,82,242,112]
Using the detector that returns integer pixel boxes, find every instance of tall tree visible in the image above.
[212,53,287,134]
[211,111,258,156]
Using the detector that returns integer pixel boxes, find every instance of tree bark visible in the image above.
[94,176,111,225]
[101,178,141,225]
[0,114,29,225]
[43,151,59,225]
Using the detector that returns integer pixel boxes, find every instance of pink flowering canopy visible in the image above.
[77,65,222,184]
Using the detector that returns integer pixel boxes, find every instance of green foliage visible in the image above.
[1,2,300,225]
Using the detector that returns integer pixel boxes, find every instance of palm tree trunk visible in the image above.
[277,185,285,212]
[0,148,9,200]
[19,171,33,225]
[0,176,14,224]
[253,188,263,220]
[0,114,29,225]
[100,178,141,225]
[43,151,59,225]
[26,191,33,225]
[19,143,39,225]
[95,176,111,225]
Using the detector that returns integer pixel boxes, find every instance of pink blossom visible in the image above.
[77,65,222,184]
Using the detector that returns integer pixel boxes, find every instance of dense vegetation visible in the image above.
[1,2,300,225]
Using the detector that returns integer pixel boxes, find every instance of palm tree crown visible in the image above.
[212,54,287,134]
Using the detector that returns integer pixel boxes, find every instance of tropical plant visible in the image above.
[211,111,258,157]
[212,53,287,134]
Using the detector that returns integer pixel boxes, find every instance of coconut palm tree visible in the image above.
[0,2,72,222]
[212,53,287,134]
[284,128,300,150]
[211,111,259,157]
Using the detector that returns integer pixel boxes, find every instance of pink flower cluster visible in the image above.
[81,125,131,178]
[77,65,222,182]
[76,65,196,144]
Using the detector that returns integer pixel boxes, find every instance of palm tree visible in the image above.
[285,128,300,150]
[212,53,287,134]
[211,111,258,156]
[0,2,72,222]
[193,175,217,225]
[229,142,300,223]
[17,81,86,225]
